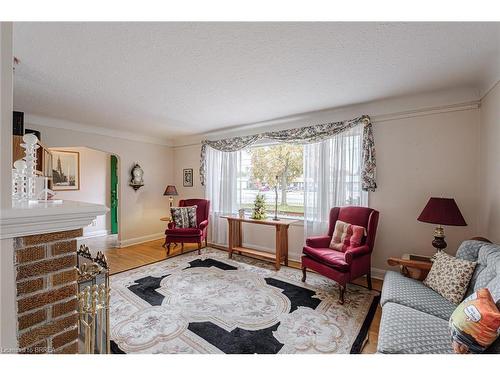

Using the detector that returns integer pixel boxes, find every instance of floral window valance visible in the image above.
[200,115,377,191]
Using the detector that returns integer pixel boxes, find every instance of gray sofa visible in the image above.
[377,240,500,354]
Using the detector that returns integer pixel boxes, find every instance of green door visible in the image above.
[110,155,118,235]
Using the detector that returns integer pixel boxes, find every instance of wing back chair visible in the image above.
[164,199,210,255]
[301,206,379,304]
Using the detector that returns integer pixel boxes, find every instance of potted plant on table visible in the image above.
[251,193,267,220]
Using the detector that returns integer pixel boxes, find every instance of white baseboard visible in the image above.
[119,232,164,248]
[371,267,386,280]
[81,229,110,239]
[241,242,273,253]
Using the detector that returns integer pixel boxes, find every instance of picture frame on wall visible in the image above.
[183,168,193,187]
[51,150,80,191]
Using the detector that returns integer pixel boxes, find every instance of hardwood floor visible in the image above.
[101,239,200,275]
[96,237,382,354]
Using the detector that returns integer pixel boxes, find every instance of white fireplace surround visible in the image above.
[0,200,108,240]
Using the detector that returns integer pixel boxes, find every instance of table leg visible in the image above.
[283,226,289,267]
[236,221,242,255]
[228,219,233,259]
[275,226,282,270]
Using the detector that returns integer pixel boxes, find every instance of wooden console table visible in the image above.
[221,216,297,270]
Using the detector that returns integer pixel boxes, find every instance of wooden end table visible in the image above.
[221,215,297,270]
[387,253,433,281]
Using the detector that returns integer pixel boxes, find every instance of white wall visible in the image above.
[479,82,500,243]
[22,121,174,246]
[1,22,13,209]
[173,88,482,273]
[50,146,111,237]
[172,144,205,204]
[0,21,17,351]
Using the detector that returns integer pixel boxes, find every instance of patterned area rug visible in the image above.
[109,248,379,354]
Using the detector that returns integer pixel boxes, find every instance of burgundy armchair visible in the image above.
[164,199,210,256]
[301,206,379,304]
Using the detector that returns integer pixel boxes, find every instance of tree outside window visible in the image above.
[237,144,304,218]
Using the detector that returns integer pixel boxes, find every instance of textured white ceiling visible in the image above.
[13,22,500,139]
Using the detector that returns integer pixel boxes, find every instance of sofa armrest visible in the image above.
[387,257,433,281]
[344,245,370,264]
[305,236,331,248]
[199,220,209,230]
[387,258,432,271]
[167,221,176,229]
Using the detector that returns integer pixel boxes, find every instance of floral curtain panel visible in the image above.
[200,115,377,191]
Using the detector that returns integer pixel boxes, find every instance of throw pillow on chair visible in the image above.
[170,206,198,228]
[329,220,366,252]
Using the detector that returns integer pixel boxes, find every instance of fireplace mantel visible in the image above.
[0,200,108,239]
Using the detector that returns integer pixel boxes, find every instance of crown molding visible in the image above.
[372,100,480,124]
[24,113,174,147]
[172,98,481,149]
[480,79,500,102]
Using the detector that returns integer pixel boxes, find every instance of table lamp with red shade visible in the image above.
[163,185,178,208]
[417,197,467,252]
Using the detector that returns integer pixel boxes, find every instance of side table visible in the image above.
[387,253,433,281]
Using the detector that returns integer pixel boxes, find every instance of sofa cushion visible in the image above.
[377,302,454,354]
[467,244,500,301]
[456,240,485,262]
[381,271,456,320]
[302,246,349,271]
[457,242,500,302]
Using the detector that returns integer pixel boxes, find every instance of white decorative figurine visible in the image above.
[20,133,39,200]
[12,159,27,202]
[37,176,60,203]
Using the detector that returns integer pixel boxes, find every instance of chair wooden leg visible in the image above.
[205,238,208,248]
[181,243,184,253]
[367,272,373,290]
[338,285,345,305]
[198,241,201,255]
[162,237,167,248]
[166,243,171,256]
[301,267,307,282]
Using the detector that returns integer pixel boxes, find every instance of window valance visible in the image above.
[200,115,377,191]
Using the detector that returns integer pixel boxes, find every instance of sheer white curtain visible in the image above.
[205,146,239,246]
[304,125,368,238]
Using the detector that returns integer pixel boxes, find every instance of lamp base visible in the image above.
[432,226,447,252]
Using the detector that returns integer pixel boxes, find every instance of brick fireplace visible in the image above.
[15,228,83,353]
[0,200,107,354]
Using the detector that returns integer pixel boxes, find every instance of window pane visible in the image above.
[237,144,304,219]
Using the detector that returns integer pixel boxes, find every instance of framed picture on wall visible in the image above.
[183,168,193,187]
[51,150,80,191]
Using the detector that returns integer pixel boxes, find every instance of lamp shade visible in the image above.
[163,185,178,196]
[417,197,467,226]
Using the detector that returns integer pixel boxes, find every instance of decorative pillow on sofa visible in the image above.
[329,220,366,252]
[170,206,197,228]
[449,288,500,353]
[424,251,477,305]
